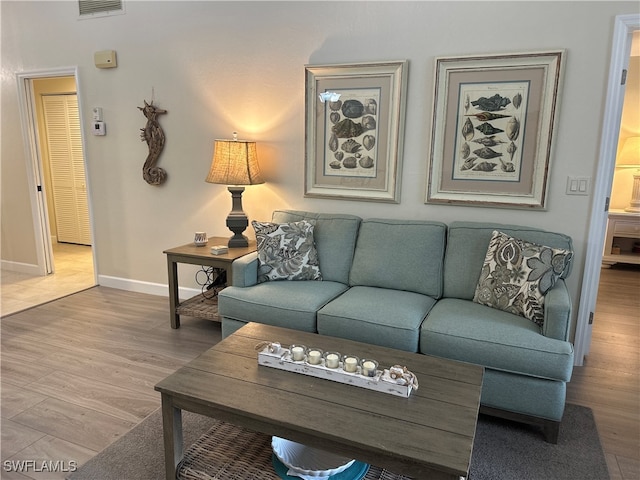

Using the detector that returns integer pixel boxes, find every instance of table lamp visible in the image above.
[617,136,640,213]
[206,132,264,247]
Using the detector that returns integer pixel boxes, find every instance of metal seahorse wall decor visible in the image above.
[138,100,167,185]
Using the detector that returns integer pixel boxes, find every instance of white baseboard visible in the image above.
[97,275,200,299]
[1,260,43,275]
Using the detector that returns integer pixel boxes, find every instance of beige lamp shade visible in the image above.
[205,136,264,247]
[617,136,640,167]
[618,136,640,213]
[206,139,264,186]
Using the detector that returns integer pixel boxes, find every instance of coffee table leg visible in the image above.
[161,393,183,480]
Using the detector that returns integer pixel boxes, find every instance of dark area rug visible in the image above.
[468,404,609,479]
[68,403,608,480]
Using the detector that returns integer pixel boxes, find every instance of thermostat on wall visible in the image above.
[92,121,106,136]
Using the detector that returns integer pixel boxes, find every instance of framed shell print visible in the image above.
[305,61,408,203]
[426,51,565,209]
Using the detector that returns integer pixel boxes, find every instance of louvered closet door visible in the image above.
[42,95,91,245]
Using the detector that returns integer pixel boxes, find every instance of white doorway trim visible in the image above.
[574,14,640,366]
[16,67,97,282]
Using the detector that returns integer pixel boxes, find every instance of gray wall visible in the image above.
[2,1,637,334]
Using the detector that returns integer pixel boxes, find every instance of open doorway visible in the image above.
[4,69,97,315]
[607,31,640,223]
[574,14,640,365]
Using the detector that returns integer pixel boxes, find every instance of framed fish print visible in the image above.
[426,50,565,209]
[305,61,408,203]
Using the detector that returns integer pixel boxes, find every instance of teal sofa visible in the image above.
[218,210,574,443]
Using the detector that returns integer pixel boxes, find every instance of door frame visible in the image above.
[16,67,97,280]
[574,14,639,366]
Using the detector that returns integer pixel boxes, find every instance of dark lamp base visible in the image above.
[227,234,249,248]
[225,186,250,248]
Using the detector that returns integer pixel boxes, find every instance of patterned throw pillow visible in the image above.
[252,220,322,283]
[473,230,573,327]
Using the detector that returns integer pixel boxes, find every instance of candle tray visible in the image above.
[257,346,414,397]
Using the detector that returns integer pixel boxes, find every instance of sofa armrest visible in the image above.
[542,279,572,341]
[230,252,259,287]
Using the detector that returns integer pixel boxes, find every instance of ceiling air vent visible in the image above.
[78,0,124,19]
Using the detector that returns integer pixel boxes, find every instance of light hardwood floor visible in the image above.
[566,264,640,480]
[0,243,95,317]
[1,258,638,479]
[1,287,221,480]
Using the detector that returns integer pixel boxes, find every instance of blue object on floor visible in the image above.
[272,454,370,480]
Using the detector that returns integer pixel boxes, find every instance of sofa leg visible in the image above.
[543,420,560,444]
[479,406,561,444]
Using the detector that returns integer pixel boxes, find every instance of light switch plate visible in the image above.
[566,176,591,196]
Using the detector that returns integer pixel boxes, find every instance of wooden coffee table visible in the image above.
[155,323,484,480]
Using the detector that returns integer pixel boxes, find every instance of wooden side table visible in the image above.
[602,209,640,267]
[163,237,256,328]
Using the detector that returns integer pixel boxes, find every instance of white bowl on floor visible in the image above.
[271,436,355,479]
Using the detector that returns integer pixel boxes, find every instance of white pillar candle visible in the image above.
[362,360,377,377]
[325,353,340,369]
[291,346,305,361]
[344,357,358,373]
[307,350,322,365]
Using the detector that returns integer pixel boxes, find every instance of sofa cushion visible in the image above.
[317,286,437,352]
[420,298,574,382]
[218,281,349,333]
[252,220,322,282]
[349,219,446,297]
[443,222,574,301]
[473,230,573,327]
[272,210,361,284]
